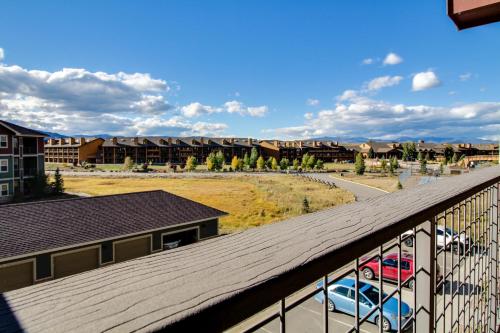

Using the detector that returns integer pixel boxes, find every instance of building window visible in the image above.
[0,160,8,173]
[0,184,8,196]
[0,135,7,148]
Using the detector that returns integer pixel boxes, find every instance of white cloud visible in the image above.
[0,48,4,62]
[180,102,222,118]
[0,62,235,136]
[412,71,441,91]
[264,95,500,140]
[180,100,268,118]
[306,98,320,106]
[459,73,472,81]
[383,52,403,66]
[224,100,268,117]
[366,75,403,91]
[362,58,374,65]
[304,112,314,120]
[338,90,358,101]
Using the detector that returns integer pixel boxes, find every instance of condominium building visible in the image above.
[0,120,46,202]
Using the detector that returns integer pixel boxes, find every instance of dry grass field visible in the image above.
[63,175,355,233]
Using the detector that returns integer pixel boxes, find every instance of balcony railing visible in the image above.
[0,167,498,333]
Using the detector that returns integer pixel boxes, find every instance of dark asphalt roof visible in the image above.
[0,191,227,261]
[0,120,47,137]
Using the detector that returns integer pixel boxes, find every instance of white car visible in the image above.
[402,226,472,254]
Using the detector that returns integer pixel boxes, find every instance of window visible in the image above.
[333,286,350,298]
[437,229,444,236]
[0,160,8,173]
[1,184,8,196]
[401,260,411,270]
[359,294,372,307]
[0,135,7,148]
[382,258,398,267]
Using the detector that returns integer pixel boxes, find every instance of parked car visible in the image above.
[314,278,412,331]
[402,226,472,255]
[360,253,442,289]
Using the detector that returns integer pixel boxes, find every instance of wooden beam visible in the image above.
[448,0,500,29]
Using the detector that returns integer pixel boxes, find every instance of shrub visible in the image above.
[354,153,365,175]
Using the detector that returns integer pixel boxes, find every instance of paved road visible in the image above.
[304,173,388,202]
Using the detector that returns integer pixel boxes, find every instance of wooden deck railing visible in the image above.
[0,167,499,333]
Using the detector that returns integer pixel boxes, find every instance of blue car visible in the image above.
[314,278,412,331]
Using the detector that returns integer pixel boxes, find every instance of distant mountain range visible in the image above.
[43,132,495,144]
[312,136,497,144]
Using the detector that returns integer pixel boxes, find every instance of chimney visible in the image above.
[299,141,303,148]
[80,137,86,145]
[112,137,118,145]
[133,137,139,145]
[167,137,173,145]
[274,140,280,147]
[248,138,253,145]
[200,137,205,145]
[230,138,235,144]
[59,138,65,145]
[49,138,56,145]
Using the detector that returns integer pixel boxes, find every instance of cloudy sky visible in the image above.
[0,1,499,140]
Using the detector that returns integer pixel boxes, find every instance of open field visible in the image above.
[63,175,355,233]
[329,173,399,192]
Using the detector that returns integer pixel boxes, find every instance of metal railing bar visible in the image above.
[322,275,328,333]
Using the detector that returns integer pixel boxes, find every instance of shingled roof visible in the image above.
[0,191,227,261]
[0,120,47,137]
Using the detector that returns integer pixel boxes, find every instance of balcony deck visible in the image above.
[0,167,498,332]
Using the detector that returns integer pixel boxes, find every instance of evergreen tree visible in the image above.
[368,147,375,159]
[185,156,197,172]
[302,197,310,213]
[52,168,64,195]
[452,152,459,164]
[123,156,134,170]
[301,153,310,170]
[402,142,417,161]
[243,152,250,169]
[380,159,387,173]
[419,156,427,175]
[249,147,259,169]
[444,145,454,163]
[292,158,299,170]
[354,153,365,175]
[279,158,289,170]
[231,156,239,171]
[439,162,444,175]
[271,157,279,170]
[425,152,431,161]
[417,151,423,162]
[307,154,316,170]
[315,159,324,170]
[256,156,265,170]
[266,157,274,169]
[215,151,225,170]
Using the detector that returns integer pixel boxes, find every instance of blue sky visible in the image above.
[0,0,499,140]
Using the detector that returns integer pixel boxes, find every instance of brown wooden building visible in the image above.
[45,137,104,164]
[96,137,260,165]
[0,190,226,292]
[259,140,356,162]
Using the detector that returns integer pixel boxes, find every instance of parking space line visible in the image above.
[297,305,372,333]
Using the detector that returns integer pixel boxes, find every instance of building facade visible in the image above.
[259,140,356,162]
[0,190,226,292]
[44,137,105,165]
[0,120,46,203]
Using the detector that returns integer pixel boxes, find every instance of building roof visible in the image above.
[0,120,47,137]
[101,136,259,148]
[0,191,227,261]
[45,137,103,148]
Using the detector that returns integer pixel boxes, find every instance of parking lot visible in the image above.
[229,244,485,333]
